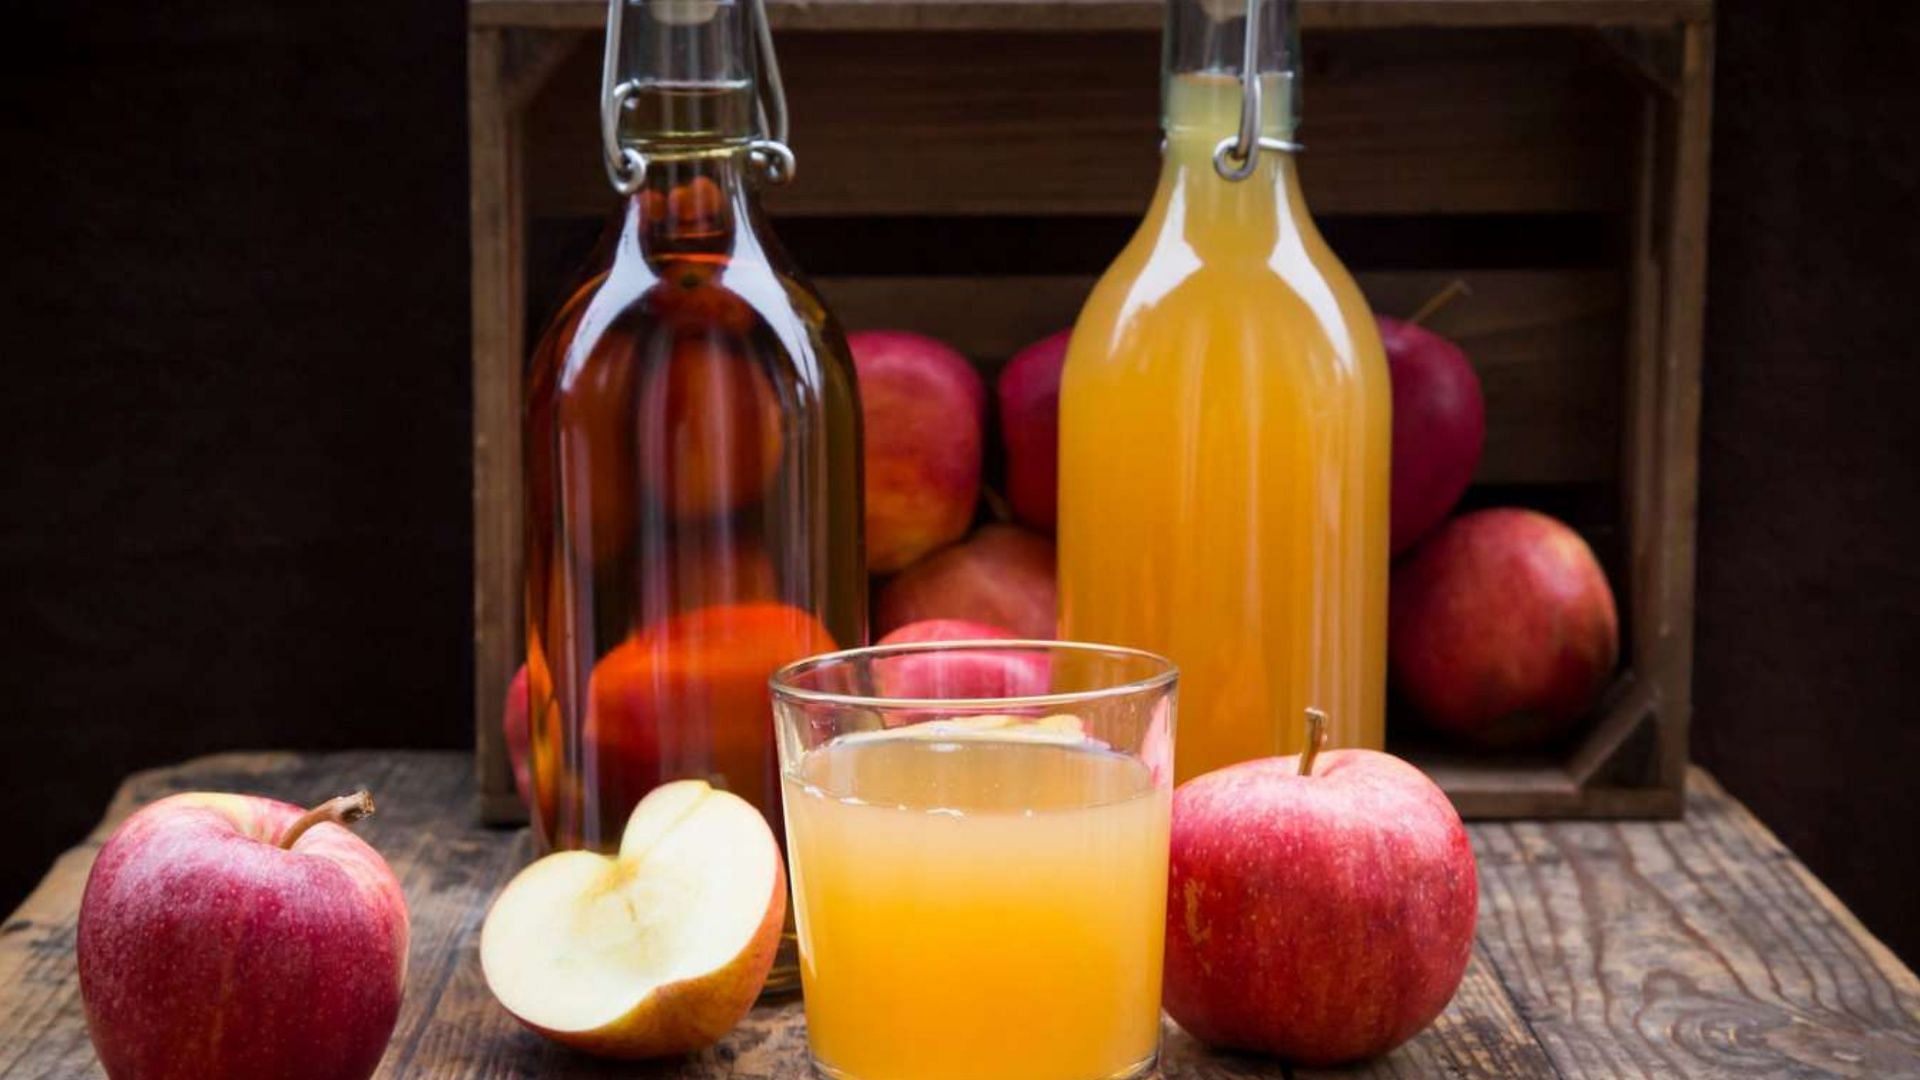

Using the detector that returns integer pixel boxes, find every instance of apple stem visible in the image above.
[980,485,1015,525]
[1298,709,1329,777]
[278,790,376,850]
[1406,279,1471,328]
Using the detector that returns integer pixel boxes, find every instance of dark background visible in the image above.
[3,0,1916,967]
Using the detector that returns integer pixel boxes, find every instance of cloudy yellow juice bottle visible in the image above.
[1059,0,1390,779]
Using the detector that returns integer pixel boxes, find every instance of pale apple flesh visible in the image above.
[77,792,409,1080]
[481,780,786,1059]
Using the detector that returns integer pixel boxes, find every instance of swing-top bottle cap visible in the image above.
[601,0,795,193]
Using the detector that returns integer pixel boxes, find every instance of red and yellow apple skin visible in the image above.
[646,258,756,336]
[872,618,1050,701]
[874,524,1056,641]
[504,665,535,809]
[1164,751,1477,1066]
[584,602,837,834]
[638,339,784,522]
[77,793,409,1080]
[996,329,1070,535]
[1389,507,1619,748]
[544,320,642,568]
[1379,316,1485,555]
[849,330,986,574]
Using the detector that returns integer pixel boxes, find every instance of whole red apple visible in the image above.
[873,618,1051,700]
[850,330,986,573]
[1379,316,1485,555]
[997,329,1070,535]
[79,791,409,1080]
[1165,717,1476,1065]
[1391,507,1618,748]
[874,524,1056,641]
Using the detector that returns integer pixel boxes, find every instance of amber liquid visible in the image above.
[524,112,865,859]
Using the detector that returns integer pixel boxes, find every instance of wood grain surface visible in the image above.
[522,29,1638,219]
[3,751,1915,1078]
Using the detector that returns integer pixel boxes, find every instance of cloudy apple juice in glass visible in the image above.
[1058,0,1391,779]
[772,642,1176,1080]
[521,0,863,988]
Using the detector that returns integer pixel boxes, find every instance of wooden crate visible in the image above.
[469,0,1714,822]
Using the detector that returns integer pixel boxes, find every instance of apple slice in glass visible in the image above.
[480,780,786,1059]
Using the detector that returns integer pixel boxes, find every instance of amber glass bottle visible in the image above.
[523,0,864,859]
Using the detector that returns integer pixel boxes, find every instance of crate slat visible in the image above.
[475,0,1712,32]
[815,269,1622,485]
[526,30,1635,218]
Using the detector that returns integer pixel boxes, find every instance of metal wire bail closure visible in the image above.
[600,0,646,195]
[599,0,796,194]
[746,0,797,184]
[1211,0,1303,182]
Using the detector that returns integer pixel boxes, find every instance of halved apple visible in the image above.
[479,780,786,1058]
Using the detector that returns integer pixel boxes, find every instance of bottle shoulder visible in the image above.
[1079,245,1378,350]
[527,233,856,410]
[1064,245,1386,403]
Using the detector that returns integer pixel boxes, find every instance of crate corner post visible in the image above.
[470,23,522,826]
[1619,10,1714,820]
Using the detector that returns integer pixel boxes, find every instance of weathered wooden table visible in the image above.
[5,752,1918,1078]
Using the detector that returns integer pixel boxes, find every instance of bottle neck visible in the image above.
[615,0,761,152]
[1149,72,1307,255]
[1151,0,1305,248]
[606,0,771,256]
[1161,0,1299,141]
[618,149,762,260]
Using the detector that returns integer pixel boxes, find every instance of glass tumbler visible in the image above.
[771,640,1177,1080]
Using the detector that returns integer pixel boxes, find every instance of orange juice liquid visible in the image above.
[784,730,1169,1080]
[1059,73,1391,779]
